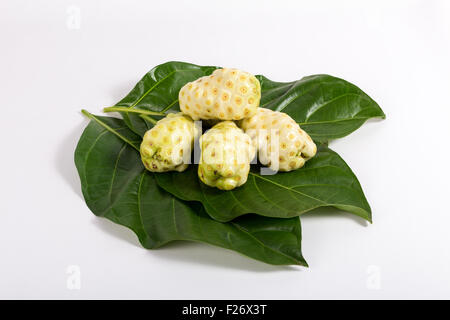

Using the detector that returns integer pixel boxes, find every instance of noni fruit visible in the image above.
[240,108,317,171]
[198,121,256,190]
[179,68,261,121]
[140,113,198,172]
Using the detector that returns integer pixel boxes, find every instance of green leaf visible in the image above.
[111,61,218,136]
[257,74,385,142]
[74,114,307,266]
[155,145,372,222]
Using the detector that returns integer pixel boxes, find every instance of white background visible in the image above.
[1,0,449,299]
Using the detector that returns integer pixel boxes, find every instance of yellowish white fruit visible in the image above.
[198,121,256,190]
[179,68,261,121]
[240,108,317,172]
[140,113,198,172]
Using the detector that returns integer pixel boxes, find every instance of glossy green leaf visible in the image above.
[112,61,218,136]
[155,146,372,222]
[257,74,385,142]
[74,113,307,266]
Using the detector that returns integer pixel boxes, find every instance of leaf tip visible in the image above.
[299,260,309,268]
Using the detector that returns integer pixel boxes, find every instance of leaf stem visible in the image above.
[81,109,140,151]
[103,106,165,116]
[139,114,158,125]
[161,99,179,112]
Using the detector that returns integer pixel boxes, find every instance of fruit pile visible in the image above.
[75,61,385,266]
[140,68,317,190]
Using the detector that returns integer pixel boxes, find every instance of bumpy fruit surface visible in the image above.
[179,68,261,121]
[198,121,256,190]
[240,108,317,171]
[140,113,198,172]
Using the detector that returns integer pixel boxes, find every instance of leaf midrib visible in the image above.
[129,69,179,109]
[297,117,368,126]
[304,93,367,122]
[108,144,127,203]
[137,172,154,245]
[249,172,327,204]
